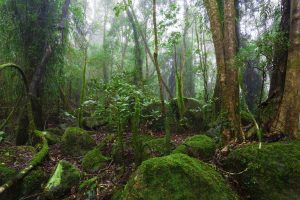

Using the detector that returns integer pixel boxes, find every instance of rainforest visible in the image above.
[0,0,300,199]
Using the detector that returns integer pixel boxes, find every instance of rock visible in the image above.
[123,153,237,200]
[61,127,96,156]
[46,128,64,136]
[143,138,175,159]
[223,140,300,200]
[44,160,81,199]
[82,117,106,130]
[21,168,47,196]
[0,164,16,185]
[43,131,61,145]
[82,148,110,172]
[172,135,216,161]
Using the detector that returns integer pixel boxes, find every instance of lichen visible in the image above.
[172,135,216,161]
[223,140,300,200]
[123,153,237,200]
[82,148,110,172]
[61,127,96,156]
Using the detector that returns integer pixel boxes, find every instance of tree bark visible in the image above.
[125,8,143,85]
[204,0,244,143]
[270,0,300,138]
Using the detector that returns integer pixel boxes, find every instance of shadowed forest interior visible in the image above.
[0,0,300,199]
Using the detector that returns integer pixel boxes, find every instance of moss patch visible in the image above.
[61,127,96,156]
[44,160,81,199]
[223,140,300,200]
[123,153,237,200]
[172,135,216,161]
[82,148,110,172]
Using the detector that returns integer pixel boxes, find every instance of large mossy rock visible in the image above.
[123,153,237,200]
[82,148,110,172]
[223,140,300,200]
[61,127,96,156]
[21,168,47,196]
[44,160,81,199]
[0,164,16,185]
[173,135,216,161]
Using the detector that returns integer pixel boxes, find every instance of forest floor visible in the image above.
[2,129,194,200]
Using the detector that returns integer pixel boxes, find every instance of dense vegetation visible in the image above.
[0,0,299,199]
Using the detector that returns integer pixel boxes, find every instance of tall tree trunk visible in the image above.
[125,8,143,85]
[204,0,244,143]
[204,0,226,115]
[270,0,300,138]
[102,7,109,83]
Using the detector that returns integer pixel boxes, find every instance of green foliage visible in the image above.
[0,131,6,143]
[123,153,237,200]
[173,135,216,161]
[223,140,300,200]
[61,127,96,156]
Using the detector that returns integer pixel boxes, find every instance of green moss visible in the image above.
[144,138,170,159]
[123,153,237,200]
[61,127,96,156]
[21,168,47,196]
[44,160,81,199]
[223,140,300,200]
[172,135,216,161]
[0,164,16,185]
[46,128,64,136]
[43,131,61,145]
[82,148,110,172]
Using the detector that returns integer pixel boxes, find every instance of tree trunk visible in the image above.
[125,8,143,85]
[204,0,244,143]
[270,0,300,138]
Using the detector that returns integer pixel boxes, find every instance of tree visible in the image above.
[204,0,244,143]
[270,0,300,138]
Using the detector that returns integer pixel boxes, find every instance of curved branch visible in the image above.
[0,63,29,93]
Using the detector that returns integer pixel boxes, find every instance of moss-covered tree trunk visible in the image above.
[270,0,300,138]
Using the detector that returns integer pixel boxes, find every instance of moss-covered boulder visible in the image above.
[61,127,96,156]
[172,135,216,161]
[21,168,47,196]
[44,160,81,199]
[82,117,106,130]
[223,140,300,200]
[0,164,16,185]
[143,137,175,159]
[43,131,61,145]
[82,148,110,172]
[123,153,237,200]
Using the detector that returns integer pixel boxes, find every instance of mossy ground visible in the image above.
[123,153,237,200]
[172,134,216,160]
[223,140,300,200]
[61,127,96,156]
